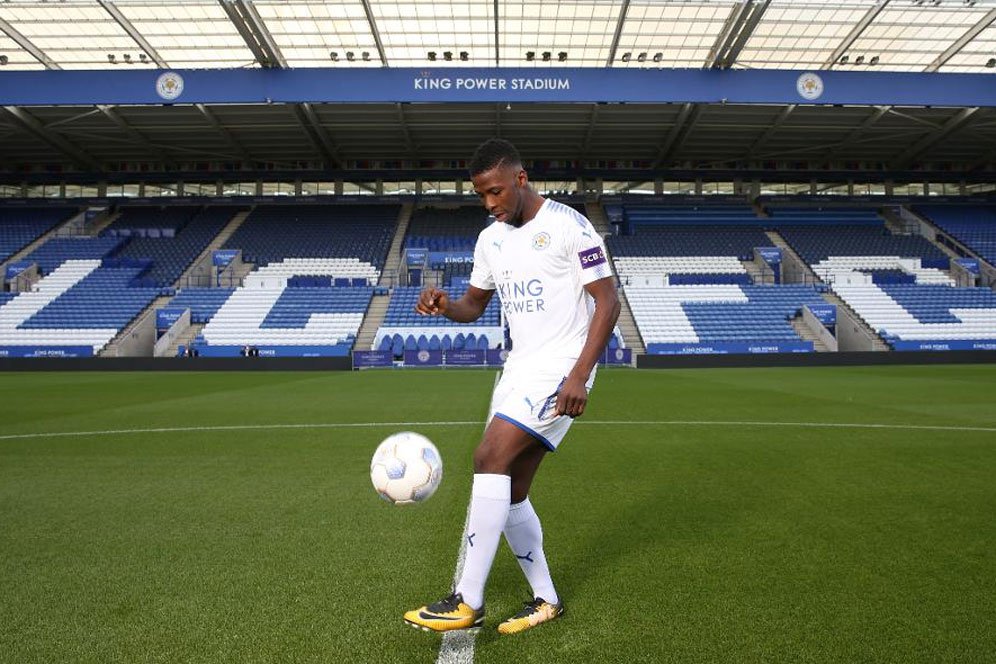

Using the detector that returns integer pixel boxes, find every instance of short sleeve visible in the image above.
[566,216,613,285]
[469,231,495,290]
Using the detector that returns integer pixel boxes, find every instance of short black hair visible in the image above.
[469,138,522,176]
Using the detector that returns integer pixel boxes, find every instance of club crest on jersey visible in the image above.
[578,246,606,269]
[532,232,551,250]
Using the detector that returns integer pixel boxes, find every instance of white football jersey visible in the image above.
[470,198,613,372]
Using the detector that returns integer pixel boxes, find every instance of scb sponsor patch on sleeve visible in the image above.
[578,247,606,269]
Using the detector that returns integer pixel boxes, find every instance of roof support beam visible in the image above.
[723,0,769,68]
[292,104,343,169]
[0,16,61,69]
[97,105,175,167]
[219,0,286,68]
[195,104,253,164]
[824,0,889,69]
[581,104,600,156]
[653,103,697,168]
[925,7,996,72]
[359,0,388,66]
[707,1,752,68]
[495,0,501,67]
[710,0,770,69]
[395,103,415,156]
[606,0,631,66]
[746,104,795,159]
[891,107,980,170]
[2,106,101,172]
[825,105,890,160]
[98,0,168,67]
[493,0,500,66]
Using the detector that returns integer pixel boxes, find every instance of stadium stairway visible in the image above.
[880,207,919,235]
[614,293,645,359]
[177,208,252,288]
[819,290,891,351]
[84,208,122,236]
[100,293,173,357]
[880,207,978,283]
[163,322,205,358]
[789,315,832,352]
[742,258,768,284]
[764,230,822,285]
[903,205,996,285]
[585,201,612,236]
[585,202,643,359]
[354,203,413,351]
[763,229,893,350]
[2,209,103,269]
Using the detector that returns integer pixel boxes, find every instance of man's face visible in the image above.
[471,164,527,227]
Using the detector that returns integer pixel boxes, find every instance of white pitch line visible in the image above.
[0,421,481,442]
[1,419,995,442]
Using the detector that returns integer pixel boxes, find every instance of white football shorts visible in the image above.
[487,363,596,451]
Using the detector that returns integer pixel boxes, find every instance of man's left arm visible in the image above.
[555,276,620,418]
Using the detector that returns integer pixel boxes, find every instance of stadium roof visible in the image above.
[0,0,994,178]
[0,0,994,73]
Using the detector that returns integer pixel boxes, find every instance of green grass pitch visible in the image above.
[1,365,994,663]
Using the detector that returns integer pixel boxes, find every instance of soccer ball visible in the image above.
[370,432,443,505]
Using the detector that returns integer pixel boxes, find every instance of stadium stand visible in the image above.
[914,205,996,266]
[196,282,372,356]
[107,205,241,287]
[183,204,397,356]
[606,205,768,286]
[604,203,829,353]
[224,204,397,270]
[405,206,486,253]
[20,236,126,275]
[832,283,996,348]
[167,288,236,324]
[0,206,76,263]
[627,284,825,354]
[770,207,952,284]
[0,259,160,354]
[440,262,473,287]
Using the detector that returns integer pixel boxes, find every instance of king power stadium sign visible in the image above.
[413,75,570,91]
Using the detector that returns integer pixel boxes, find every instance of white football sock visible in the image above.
[503,497,559,605]
[454,473,511,610]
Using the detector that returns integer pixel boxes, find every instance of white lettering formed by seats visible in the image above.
[0,260,118,351]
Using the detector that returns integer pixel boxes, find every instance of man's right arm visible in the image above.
[416,285,494,323]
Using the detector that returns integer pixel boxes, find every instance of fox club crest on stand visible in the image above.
[796,72,824,101]
[156,72,184,101]
[532,232,551,250]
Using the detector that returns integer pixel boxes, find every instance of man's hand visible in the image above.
[416,287,449,316]
[555,374,588,419]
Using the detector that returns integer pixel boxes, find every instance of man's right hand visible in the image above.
[416,287,449,316]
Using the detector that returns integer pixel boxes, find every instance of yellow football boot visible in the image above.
[497,597,564,635]
[404,592,485,632]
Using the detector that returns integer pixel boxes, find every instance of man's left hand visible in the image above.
[555,375,588,418]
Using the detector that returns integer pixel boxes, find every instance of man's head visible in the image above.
[469,138,539,227]
[469,138,522,178]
